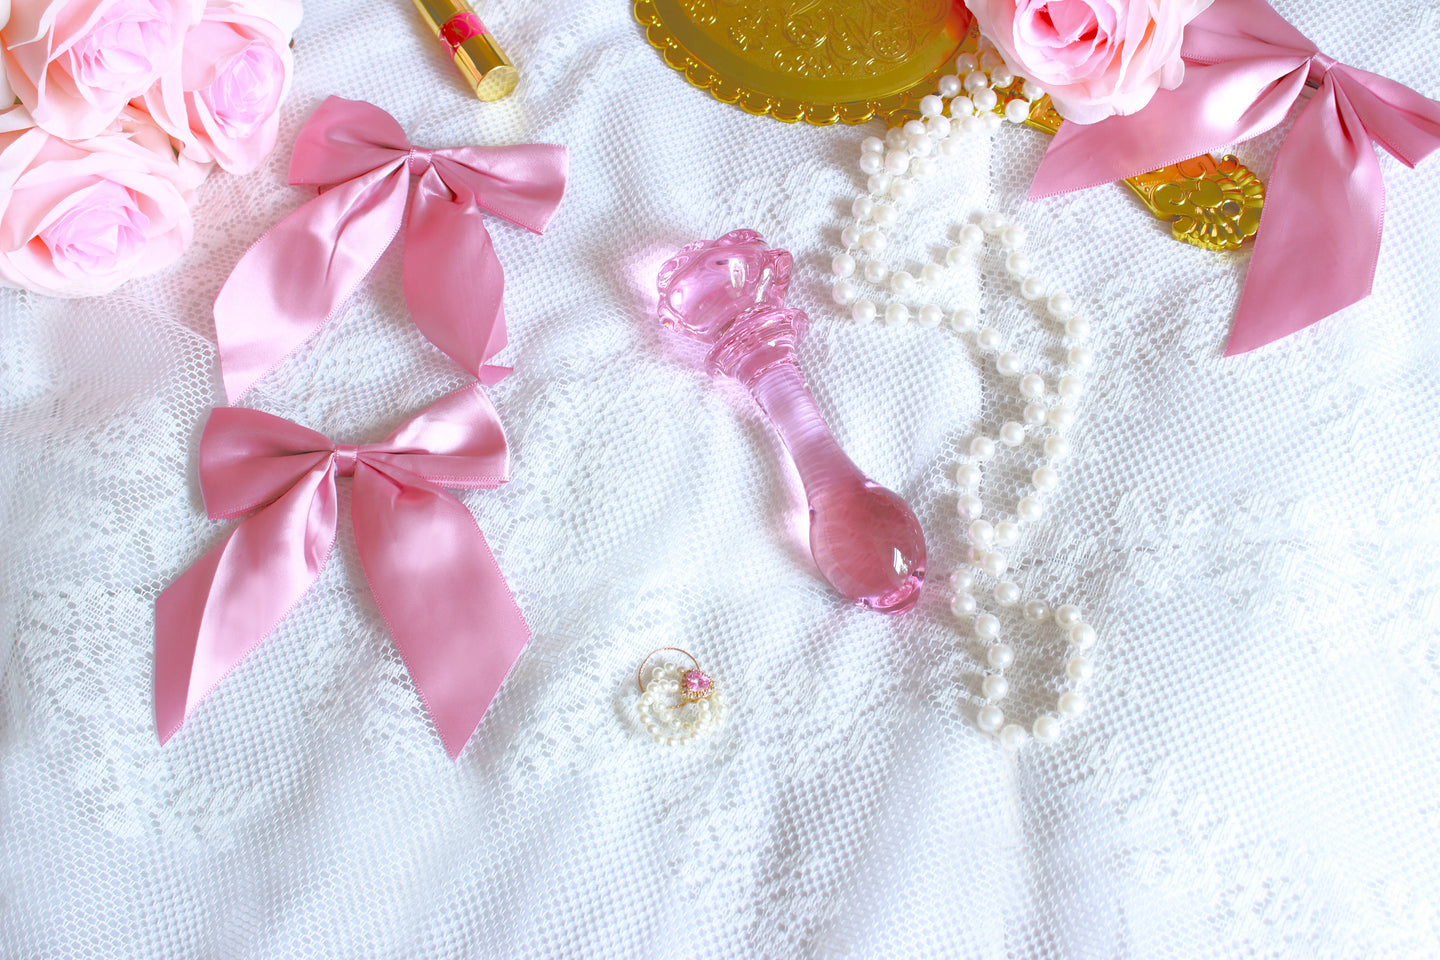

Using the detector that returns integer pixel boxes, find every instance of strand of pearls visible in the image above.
[828,51,1099,750]
[637,662,723,745]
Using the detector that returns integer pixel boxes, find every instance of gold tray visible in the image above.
[634,0,973,125]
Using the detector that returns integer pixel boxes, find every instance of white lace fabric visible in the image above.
[3,1,1439,957]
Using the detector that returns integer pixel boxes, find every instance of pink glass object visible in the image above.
[656,229,926,614]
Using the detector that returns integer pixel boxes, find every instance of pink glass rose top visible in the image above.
[656,230,926,614]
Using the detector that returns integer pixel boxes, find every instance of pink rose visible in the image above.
[2,0,203,140]
[965,0,1214,124]
[137,0,298,174]
[0,105,197,297]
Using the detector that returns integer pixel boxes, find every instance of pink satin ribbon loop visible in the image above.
[214,96,568,402]
[1030,0,1440,354]
[155,383,531,759]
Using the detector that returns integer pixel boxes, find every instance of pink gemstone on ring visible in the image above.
[682,669,713,699]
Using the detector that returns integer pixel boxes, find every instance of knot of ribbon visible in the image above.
[213,96,569,402]
[154,384,530,759]
[1029,0,1440,354]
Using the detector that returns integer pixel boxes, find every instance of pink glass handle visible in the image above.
[655,229,925,614]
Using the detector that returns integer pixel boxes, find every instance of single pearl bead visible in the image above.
[994,521,1019,546]
[903,119,926,138]
[976,615,1001,641]
[1046,293,1075,319]
[884,149,910,175]
[977,704,1004,732]
[883,302,909,325]
[861,135,885,154]
[991,67,1015,88]
[969,519,994,545]
[1057,691,1085,718]
[1069,623,1097,650]
[840,225,861,248]
[999,224,1026,249]
[1068,345,1094,369]
[981,551,1007,577]
[852,196,874,220]
[982,112,1003,133]
[956,52,979,73]
[908,135,934,159]
[1019,374,1045,398]
[945,247,968,269]
[1059,375,1083,398]
[1065,656,1093,682]
[982,674,1009,701]
[938,74,962,97]
[958,494,983,518]
[950,569,975,592]
[1017,495,1042,521]
[867,173,892,194]
[832,279,858,305]
[1032,466,1058,492]
[962,114,985,135]
[832,252,856,277]
[1023,402,1047,426]
[926,115,952,138]
[1066,315,1092,340]
[861,230,887,254]
[1048,405,1075,431]
[1023,79,1044,100]
[1032,715,1060,743]
[1020,277,1045,300]
[999,723,1026,749]
[921,263,944,285]
[980,212,1004,234]
[1000,421,1025,445]
[1004,99,1030,123]
[920,94,944,117]
[1005,252,1031,277]
[958,223,985,247]
[889,269,915,295]
[950,308,977,332]
[956,462,982,489]
[950,592,977,617]
[996,352,1021,377]
[863,262,888,286]
[994,581,1021,606]
[980,50,1004,70]
[938,136,961,158]
[891,180,918,203]
[918,304,943,328]
[873,203,898,227]
[964,70,989,93]
[977,327,1004,352]
[972,88,999,112]
[985,640,1011,667]
[859,152,884,175]
[885,127,907,149]
[1055,604,1081,628]
[1044,436,1071,460]
[949,95,975,118]
[1023,599,1049,622]
[851,299,876,324]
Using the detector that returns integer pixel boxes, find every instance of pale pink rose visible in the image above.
[0,1,11,106]
[965,0,1214,124]
[1,0,204,141]
[0,105,196,297]
[137,0,298,173]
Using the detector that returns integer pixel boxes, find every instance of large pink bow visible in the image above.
[1030,0,1440,355]
[214,96,569,402]
[154,384,531,759]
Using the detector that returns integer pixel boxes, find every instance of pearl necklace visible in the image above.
[827,49,1098,750]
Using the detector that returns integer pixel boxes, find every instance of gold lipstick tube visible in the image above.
[411,0,519,101]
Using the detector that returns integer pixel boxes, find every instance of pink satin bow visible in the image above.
[154,384,531,759]
[214,96,569,402]
[1030,0,1440,354]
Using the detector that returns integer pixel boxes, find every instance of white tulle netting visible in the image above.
[3,1,1439,957]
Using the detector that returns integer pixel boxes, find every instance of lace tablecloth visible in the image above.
[3,1,1438,956]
